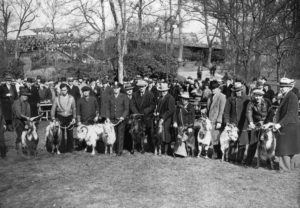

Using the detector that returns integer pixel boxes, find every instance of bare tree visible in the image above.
[68,0,107,53]
[12,0,37,58]
[109,0,133,83]
[0,0,13,54]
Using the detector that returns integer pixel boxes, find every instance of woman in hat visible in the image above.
[173,92,195,157]
[269,78,300,171]
[223,82,250,163]
[245,88,272,166]
[155,82,176,155]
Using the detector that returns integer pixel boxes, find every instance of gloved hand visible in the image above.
[248,122,255,129]
[216,123,222,129]
[173,122,178,128]
[273,123,281,131]
[188,128,193,133]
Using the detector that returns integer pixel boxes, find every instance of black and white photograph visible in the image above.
[0,0,299,207]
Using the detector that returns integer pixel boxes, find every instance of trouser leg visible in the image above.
[291,154,300,170]
[0,136,6,158]
[279,155,291,171]
[116,123,125,155]
[245,142,258,165]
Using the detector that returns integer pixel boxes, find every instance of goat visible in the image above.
[128,114,147,154]
[21,117,41,156]
[256,123,276,169]
[45,120,62,154]
[177,126,195,157]
[220,123,239,162]
[153,115,164,155]
[196,117,213,158]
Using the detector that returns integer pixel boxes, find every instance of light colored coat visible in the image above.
[207,91,226,145]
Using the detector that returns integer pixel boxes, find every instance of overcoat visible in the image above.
[207,91,226,145]
[131,90,155,127]
[106,93,129,123]
[100,86,113,118]
[223,94,250,145]
[275,90,300,156]
[156,93,175,143]
[26,85,40,117]
[173,103,195,128]
[69,85,81,102]
[0,84,18,121]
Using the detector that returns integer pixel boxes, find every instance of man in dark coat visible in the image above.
[100,79,113,122]
[68,77,81,102]
[106,83,129,156]
[0,74,18,130]
[24,78,40,117]
[270,78,300,171]
[131,80,156,152]
[224,82,250,163]
[155,82,176,155]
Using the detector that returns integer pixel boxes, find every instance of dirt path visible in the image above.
[0,121,299,208]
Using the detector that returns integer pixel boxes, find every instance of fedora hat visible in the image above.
[252,87,264,96]
[179,92,190,99]
[4,74,13,81]
[112,82,122,89]
[136,80,148,87]
[157,82,169,91]
[232,82,243,92]
[19,88,31,96]
[210,80,220,90]
[124,83,134,91]
[279,77,294,87]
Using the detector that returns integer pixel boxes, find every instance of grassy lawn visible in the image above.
[0,121,299,208]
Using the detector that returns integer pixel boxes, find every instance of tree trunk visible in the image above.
[177,0,183,63]
[207,45,212,68]
[101,0,106,54]
[117,27,124,83]
[169,0,173,54]
[137,0,143,49]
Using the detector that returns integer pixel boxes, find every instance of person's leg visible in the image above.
[279,155,291,171]
[117,123,125,155]
[145,125,153,152]
[291,154,300,170]
[245,142,258,166]
[0,135,6,158]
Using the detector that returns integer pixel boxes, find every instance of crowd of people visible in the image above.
[0,72,299,172]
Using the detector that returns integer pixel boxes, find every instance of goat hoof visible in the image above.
[57,151,61,155]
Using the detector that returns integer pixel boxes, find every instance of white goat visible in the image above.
[197,117,213,158]
[220,123,239,162]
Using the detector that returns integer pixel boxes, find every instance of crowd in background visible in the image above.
[0,72,299,171]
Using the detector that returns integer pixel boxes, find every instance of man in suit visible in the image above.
[106,83,129,156]
[223,82,250,163]
[268,78,300,171]
[155,82,176,155]
[68,77,81,102]
[0,74,18,131]
[24,78,40,117]
[100,78,113,122]
[206,80,226,159]
[131,79,156,153]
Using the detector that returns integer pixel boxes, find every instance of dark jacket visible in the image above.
[106,93,129,122]
[100,86,113,118]
[291,87,300,100]
[0,84,18,121]
[77,96,99,124]
[275,90,300,156]
[173,103,195,128]
[26,85,40,117]
[131,90,155,127]
[224,94,250,145]
[156,93,176,143]
[69,85,81,102]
